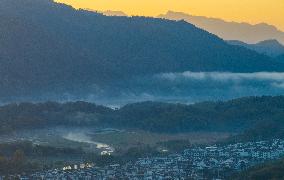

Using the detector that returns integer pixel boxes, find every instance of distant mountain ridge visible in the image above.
[101,10,128,17]
[158,11,284,45]
[85,9,128,16]
[227,39,284,57]
[0,0,283,101]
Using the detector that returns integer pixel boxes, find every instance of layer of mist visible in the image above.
[1,72,284,107]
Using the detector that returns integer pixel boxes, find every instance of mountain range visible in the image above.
[227,39,284,57]
[85,10,284,46]
[0,0,283,102]
[158,11,284,45]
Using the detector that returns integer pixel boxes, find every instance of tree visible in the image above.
[11,149,26,172]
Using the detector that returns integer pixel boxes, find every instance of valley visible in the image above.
[0,0,283,179]
[0,127,229,156]
[0,96,283,178]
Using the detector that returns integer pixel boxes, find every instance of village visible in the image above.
[3,139,284,180]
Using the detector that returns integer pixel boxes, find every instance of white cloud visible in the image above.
[158,71,284,82]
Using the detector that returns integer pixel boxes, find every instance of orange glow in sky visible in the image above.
[55,0,284,31]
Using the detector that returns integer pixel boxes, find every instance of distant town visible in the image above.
[3,139,284,180]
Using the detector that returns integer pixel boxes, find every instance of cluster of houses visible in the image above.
[3,139,284,179]
[183,139,284,171]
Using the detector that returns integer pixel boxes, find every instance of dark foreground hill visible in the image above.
[233,158,284,180]
[113,96,284,135]
[1,96,284,141]
[0,0,283,100]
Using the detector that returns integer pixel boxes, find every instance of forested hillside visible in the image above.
[112,96,284,134]
[277,54,284,62]
[1,96,284,140]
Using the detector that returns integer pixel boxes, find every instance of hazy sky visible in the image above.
[56,0,284,31]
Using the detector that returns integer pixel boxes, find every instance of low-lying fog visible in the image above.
[0,127,120,154]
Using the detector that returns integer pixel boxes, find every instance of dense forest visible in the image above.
[277,54,284,62]
[113,96,284,132]
[0,96,284,141]
[0,101,113,134]
[0,0,283,100]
